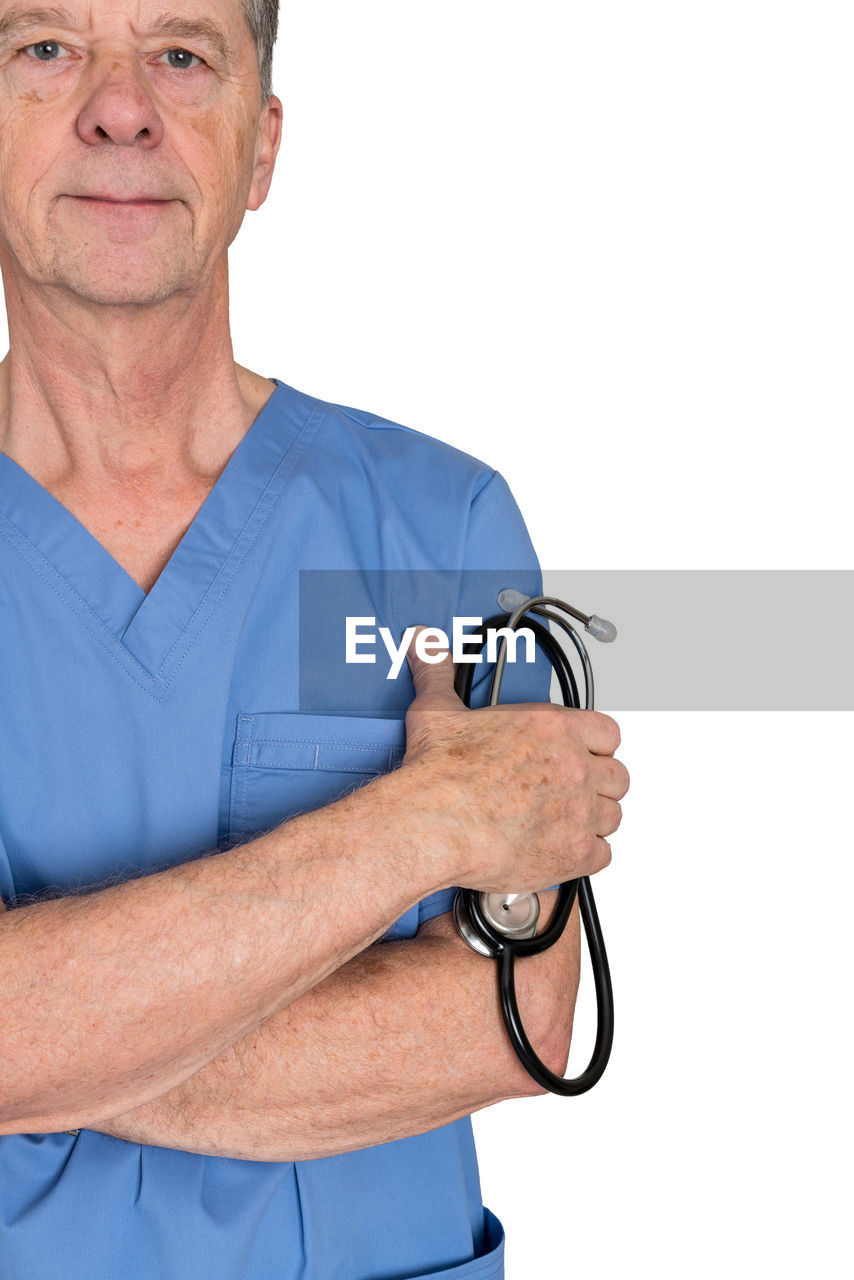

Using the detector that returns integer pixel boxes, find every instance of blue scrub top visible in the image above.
[0,378,549,1280]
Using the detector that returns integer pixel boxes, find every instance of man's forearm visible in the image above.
[93,898,580,1161]
[0,765,452,1136]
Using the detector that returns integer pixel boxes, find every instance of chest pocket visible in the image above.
[228,711,417,940]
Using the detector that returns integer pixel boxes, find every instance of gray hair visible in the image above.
[241,0,279,100]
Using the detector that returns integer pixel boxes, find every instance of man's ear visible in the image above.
[247,94,284,212]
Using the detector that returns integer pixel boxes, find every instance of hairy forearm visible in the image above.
[92,897,580,1162]
[0,765,454,1136]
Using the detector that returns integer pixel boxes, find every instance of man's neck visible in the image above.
[0,261,274,495]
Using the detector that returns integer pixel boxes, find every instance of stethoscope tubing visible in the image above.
[453,599,615,1095]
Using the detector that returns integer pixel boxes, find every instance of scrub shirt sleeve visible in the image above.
[417,468,554,929]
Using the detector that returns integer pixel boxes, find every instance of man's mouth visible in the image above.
[69,195,175,208]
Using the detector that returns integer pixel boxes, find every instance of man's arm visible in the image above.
[0,643,624,1137]
[0,771,443,1136]
[90,893,580,1161]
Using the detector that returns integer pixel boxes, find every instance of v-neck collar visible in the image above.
[0,378,324,692]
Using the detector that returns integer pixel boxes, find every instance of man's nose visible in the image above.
[76,57,164,149]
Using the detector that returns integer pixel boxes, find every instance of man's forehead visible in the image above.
[0,0,251,37]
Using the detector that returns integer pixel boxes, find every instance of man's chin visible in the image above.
[45,261,197,308]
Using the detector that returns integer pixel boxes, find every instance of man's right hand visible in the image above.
[402,627,630,894]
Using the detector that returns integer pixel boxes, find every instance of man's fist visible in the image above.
[401,627,629,893]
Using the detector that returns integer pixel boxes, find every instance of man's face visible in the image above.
[0,1,281,306]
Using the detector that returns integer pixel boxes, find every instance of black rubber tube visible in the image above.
[452,608,615,1095]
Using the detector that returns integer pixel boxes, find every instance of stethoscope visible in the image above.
[452,590,616,1096]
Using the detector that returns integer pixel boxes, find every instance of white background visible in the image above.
[4,2,849,1275]
[234,4,850,1275]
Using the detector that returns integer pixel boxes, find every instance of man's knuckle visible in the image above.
[563,755,587,788]
[596,712,620,750]
[607,801,623,834]
[573,790,595,825]
[570,831,597,866]
[585,833,602,867]
[529,701,564,738]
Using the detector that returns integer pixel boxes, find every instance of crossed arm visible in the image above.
[0,876,579,1161]
[90,892,580,1162]
[0,652,621,1154]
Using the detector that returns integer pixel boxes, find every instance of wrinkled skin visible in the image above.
[0,0,281,307]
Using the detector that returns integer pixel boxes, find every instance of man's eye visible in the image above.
[23,41,70,62]
[158,48,203,71]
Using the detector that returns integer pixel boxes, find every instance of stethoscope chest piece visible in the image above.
[453,890,540,957]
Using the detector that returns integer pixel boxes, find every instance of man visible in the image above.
[0,3,628,1277]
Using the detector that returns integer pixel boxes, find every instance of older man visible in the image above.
[0,3,627,1277]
